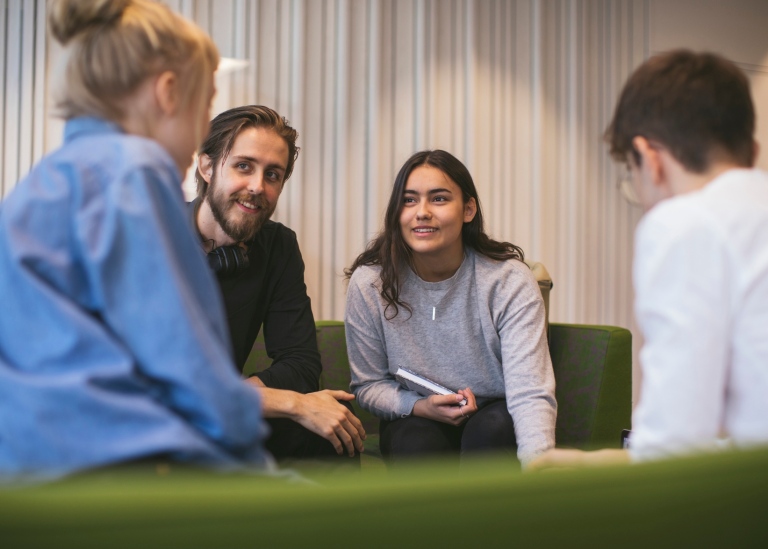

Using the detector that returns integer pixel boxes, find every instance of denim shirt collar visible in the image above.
[63,116,124,143]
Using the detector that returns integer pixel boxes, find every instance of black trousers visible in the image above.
[264,399,361,467]
[380,399,517,465]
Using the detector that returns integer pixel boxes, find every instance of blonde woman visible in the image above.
[0,0,269,482]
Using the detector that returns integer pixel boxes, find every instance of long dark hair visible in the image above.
[345,149,524,319]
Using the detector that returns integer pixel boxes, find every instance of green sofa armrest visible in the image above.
[548,323,632,449]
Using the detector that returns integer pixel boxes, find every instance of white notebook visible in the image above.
[394,367,468,406]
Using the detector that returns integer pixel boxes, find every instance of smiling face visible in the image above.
[399,165,476,273]
[199,126,288,244]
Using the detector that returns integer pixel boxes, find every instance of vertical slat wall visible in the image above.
[2,0,47,197]
[4,0,648,396]
[178,0,649,368]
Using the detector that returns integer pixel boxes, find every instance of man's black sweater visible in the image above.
[190,200,321,394]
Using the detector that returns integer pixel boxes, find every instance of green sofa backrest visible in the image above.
[549,323,632,448]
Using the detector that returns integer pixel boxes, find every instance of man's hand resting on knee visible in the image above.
[246,378,366,457]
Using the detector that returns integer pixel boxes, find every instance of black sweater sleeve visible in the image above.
[253,232,321,393]
[216,221,321,394]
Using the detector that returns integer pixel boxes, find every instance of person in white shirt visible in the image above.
[530,49,768,470]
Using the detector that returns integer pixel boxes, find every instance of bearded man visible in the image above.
[192,105,364,463]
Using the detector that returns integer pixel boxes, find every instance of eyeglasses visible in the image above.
[617,164,642,208]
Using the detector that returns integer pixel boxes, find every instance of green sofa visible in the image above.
[2,446,767,548]
[245,258,631,455]
[245,319,632,455]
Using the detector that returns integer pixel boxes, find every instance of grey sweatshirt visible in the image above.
[345,250,557,464]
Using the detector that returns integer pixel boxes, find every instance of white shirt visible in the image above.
[629,168,768,462]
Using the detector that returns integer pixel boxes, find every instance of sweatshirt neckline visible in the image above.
[406,250,472,291]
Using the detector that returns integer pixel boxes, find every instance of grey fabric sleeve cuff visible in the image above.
[394,390,424,419]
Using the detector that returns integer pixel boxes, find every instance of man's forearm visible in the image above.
[245,377,301,419]
[244,379,366,456]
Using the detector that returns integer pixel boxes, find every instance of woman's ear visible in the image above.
[464,197,477,223]
[154,70,180,116]
[197,153,213,183]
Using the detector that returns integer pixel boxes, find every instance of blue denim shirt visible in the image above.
[0,117,270,482]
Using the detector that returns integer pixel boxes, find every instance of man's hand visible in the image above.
[413,388,478,426]
[292,390,366,457]
[252,384,366,457]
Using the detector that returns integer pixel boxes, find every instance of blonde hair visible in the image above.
[48,0,219,121]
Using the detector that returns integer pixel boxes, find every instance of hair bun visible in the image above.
[48,0,131,45]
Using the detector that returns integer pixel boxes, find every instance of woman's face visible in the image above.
[158,71,216,177]
[399,165,476,264]
[179,72,216,173]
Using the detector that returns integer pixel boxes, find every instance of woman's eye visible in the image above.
[403,197,416,204]
[236,162,250,170]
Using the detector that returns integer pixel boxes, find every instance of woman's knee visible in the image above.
[461,400,517,452]
[380,417,459,458]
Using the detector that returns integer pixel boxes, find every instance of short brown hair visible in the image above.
[48,0,219,122]
[195,105,300,199]
[605,50,755,172]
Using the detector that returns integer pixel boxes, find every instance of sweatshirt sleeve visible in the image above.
[345,269,422,420]
[495,264,557,465]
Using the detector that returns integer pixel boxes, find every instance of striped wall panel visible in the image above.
[1,0,48,197]
[178,0,646,331]
[3,0,651,400]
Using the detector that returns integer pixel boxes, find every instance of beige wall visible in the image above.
[175,0,647,329]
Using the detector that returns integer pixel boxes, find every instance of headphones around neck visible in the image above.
[207,244,250,276]
[194,198,251,276]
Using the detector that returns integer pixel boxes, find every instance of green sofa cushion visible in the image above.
[2,446,766,548]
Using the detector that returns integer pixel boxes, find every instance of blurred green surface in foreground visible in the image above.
[2,447,767,548]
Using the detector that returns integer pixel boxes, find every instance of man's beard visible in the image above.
[205,171,275,243]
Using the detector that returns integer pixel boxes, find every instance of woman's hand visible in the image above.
[412,387,478,426]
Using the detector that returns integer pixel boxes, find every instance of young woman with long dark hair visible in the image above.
[345,150,556,467]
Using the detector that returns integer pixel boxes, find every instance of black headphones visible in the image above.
[194,198,251,276]
[207,244,250,276]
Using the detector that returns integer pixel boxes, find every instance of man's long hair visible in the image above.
[195,105,300,199]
